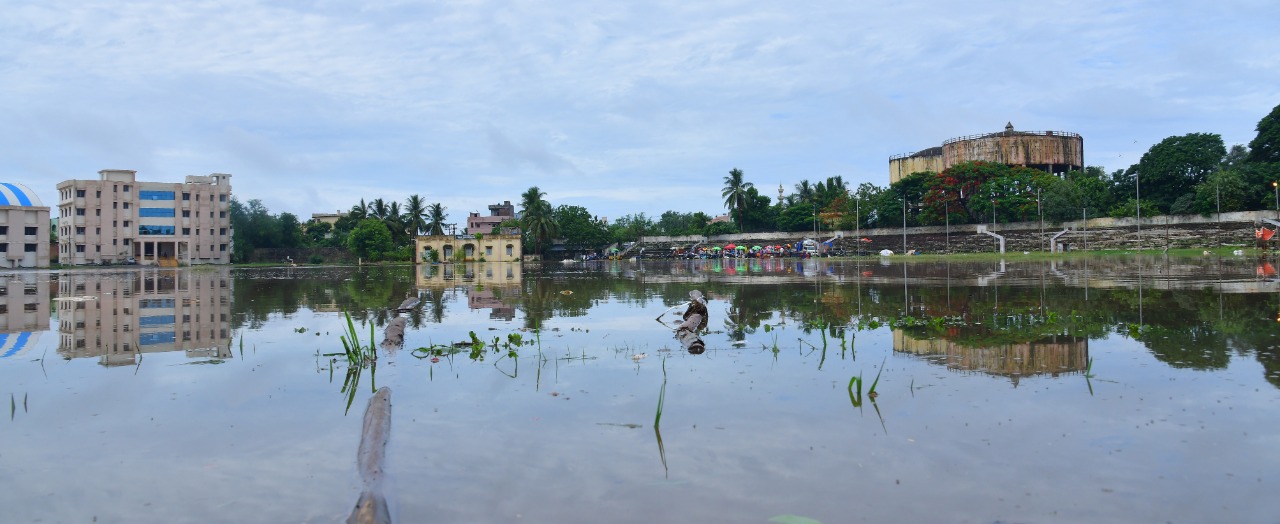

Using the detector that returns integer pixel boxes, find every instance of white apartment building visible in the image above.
[56,170,233,266]
[0,182,51,268]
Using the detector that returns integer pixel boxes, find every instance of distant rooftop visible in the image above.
[0,182,43,207]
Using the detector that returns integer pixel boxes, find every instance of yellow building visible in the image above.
[415,232,522,263]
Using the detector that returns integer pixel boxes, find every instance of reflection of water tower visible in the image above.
[893,330,1089,386]
[0,273,51,359]
[889,123,1084,183]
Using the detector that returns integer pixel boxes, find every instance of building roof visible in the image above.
[0,183,43,207]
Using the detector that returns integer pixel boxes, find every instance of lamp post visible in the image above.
[902,195,907,254]
[855,197,861,255]
[1136,172,1141,248]
[1037,187,1043,252]
[1273,182,1278,221]
[944,192,950,253]
[813,201,818,239]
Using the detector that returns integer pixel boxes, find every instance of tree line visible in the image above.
[229,102,1279,261]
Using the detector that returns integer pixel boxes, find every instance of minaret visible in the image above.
[778,183,784,202]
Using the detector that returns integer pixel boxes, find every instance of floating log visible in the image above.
[677,313,706,354]
[348,387,392,524]
[380,317,407,349]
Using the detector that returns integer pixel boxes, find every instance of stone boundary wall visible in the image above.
[637,211,1276,255]
[250,247,357,264]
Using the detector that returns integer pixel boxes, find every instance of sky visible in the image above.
[3,0,1278,225]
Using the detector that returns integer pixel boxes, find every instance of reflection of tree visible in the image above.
[232,266,419,329]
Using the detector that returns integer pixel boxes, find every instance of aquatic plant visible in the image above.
[340,312,378,366]
[654,357,668,429]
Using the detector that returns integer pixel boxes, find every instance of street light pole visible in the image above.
[944,192,949,253]
[1273,181,1278,221]
[902,195,907,254]
[1136,172,1142,249]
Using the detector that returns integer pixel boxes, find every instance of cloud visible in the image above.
[0,0,1276,220]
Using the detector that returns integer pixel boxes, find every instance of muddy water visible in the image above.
[2,257,1277,523]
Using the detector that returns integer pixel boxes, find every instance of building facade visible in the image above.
[466,201,515,234]
[889,123,1084,184]
[0,183,51,268]
[56,170,233,266]
[415,231,522,263]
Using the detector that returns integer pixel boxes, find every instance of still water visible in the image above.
[2,257,1277,523]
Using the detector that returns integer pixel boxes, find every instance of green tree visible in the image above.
[519,186,558,256]
[278,212,304,248]
[304,220,332,246]
[1131,133,1226,212]
[738,187,776,232]
[1248,103,1280,163]
[1192,169,1251,215]
[348,218,393,261]
[426,203,447,236]
[555,205,609,254]
[404,194,428,236]
[721,168,754,232]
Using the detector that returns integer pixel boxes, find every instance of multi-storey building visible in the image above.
[56,170,233,266]
[0,272,51,360]
[0,182,51,268]
[57,270,232,366]
[466,200,515,234]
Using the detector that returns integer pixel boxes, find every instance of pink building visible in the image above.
[466,201,515,234]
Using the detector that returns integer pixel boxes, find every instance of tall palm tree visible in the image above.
[426,203,447,236]
[795,180,814,204]
[721,168,754,232]
[520,186,558,255]
[404,194,428,236]
[349,199,370,220]
[370,198,389,221]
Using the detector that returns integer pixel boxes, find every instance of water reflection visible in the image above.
[416,263,522,321]
[56,270,232,366]
[0,273,51,359]
[894,331,1089,385]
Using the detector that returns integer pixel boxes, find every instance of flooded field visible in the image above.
[2,257,1277,523]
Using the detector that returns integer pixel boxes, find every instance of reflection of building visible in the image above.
[0,273,51,359]
[57,270,233,366]
[889,123,1084,184]
[466,201,515,235]
[0,183,51,268]
[415,232,522,263]
[56,169,233,266]
[894,330,1088,386]
[415,263,521,320]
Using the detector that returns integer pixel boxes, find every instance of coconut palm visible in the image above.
[721,168,754,232]
[349,199,370,220]
[426,203,447,236]
[520,186,559,255]
[404,194,428,236]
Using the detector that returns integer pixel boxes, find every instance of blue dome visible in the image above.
[0,183,42,207]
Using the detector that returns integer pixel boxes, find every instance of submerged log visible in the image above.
[677,313,706,354]
[348,387,392,524]
[380,316,406,349]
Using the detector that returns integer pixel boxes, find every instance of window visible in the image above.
[219,228,226,236]
[113,202,117,209]
[486,246,493,256]
[123,221,131,227]
[182,193,190,200]
[219,194,227,202]
[123,202,130,209]
[76,227,85,235]
[182,210,190,218]
[76,189,86,197]
[0,226,6,234]
[24,303,37,312]
[96,227,100,234]
[25,244,35,252]
[76,208,85,216]
[219,211,226,218]
[76,245,85,252]
[506,245,513,256]
[0,245,6,252]
[25,227,36,235]
[219,244,227,252]
[123,185,131,192]
[138,225,175,235]
[95,209,100,216]
[182,228,191,235]
[123,239,130,245]
[139,208,175,217]
[139,190,175,200]
[96,191,101,198]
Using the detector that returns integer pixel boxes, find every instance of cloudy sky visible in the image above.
[3,0,1277,223]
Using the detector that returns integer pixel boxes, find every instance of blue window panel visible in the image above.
[139,332,176,345]
[138,225,175,235]
[139,191,176,200]
[139,208,176,217]
[139,315,175,326]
